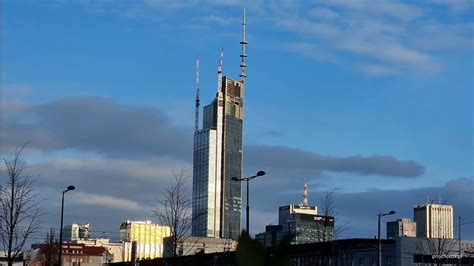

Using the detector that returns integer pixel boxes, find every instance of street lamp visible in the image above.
[377,210,395,266]
[231,170,266,234]
[58,185,75,266]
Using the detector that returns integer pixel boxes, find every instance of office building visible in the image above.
[256,181,334,246]
[192,9,248,240]
[413,203,453,238]
[386,218,416,238]
[119,220,171,261]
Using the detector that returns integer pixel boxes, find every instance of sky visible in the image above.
[1,0,473,243]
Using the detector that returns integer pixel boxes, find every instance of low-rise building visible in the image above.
[162,236,237,257]
[27,243,111,266]
[77,238,123,263]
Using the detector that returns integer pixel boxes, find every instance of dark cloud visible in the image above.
[245,145,425,178]
[3,96,193,159]
[3,95,424,179]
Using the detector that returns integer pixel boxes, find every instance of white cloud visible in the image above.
[72,192,142,211]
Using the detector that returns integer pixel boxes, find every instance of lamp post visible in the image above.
[377,210,395,266]
[231,170,266,234]
[58,185,75,266]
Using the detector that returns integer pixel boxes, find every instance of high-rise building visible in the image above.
[192,9,247,240]
[413,203,453,239]
[119,220,171,261]
[386,218,416,238]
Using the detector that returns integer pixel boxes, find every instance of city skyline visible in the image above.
[1,0,473,242]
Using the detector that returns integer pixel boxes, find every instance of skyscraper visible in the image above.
[192,9,247,240]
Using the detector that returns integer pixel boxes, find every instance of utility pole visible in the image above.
[458,216,461,266]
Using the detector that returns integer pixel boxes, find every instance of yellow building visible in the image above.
[120,220,171,261]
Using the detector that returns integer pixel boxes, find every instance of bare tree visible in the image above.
[152,169,192,257]
[43,228,58,266]
[318,189,350,241]
[415,209,457,265]
[1,143,44,266]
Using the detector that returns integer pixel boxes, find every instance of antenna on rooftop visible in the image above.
[194,55,200,132]
[217,49,224,92]
[239,8,247,82]
[303,178,308,206]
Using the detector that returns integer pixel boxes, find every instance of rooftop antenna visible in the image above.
[303,178,308,206]
[194,55,200,132]
[239,8,247,82]
[217,49,224,92]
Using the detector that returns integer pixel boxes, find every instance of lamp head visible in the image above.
[231,177,240,181]
[388,210,396,215]
[67,185,76,191]
[256,171,266,177]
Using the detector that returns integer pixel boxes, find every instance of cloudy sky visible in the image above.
[2,0,473,242]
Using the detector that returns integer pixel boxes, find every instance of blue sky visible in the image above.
[2,0,473,241]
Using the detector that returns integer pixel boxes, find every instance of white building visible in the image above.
[413,203,453,238]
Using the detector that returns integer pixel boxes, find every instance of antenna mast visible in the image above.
[303,178,308,206]
[239,8,247,82]
[217,49,224,92]
[195,55,200,132]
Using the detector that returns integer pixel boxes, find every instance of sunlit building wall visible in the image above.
[192,77,244,240]
[413,203,453,239]
[120,220,171,261]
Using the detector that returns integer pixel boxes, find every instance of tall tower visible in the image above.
[192,9,247,240]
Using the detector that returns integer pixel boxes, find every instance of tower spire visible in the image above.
[194,55,200,132]
[303,178,308,206]
[217,49,224,92]
[239,8,247,82]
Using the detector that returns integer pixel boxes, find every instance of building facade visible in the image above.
[162,236,237,257]
[63,223,92,241]
[413,203,454,238]
[386,218,416,238]
[27,243,111,266]
[192,10,247,240]
[76,238,123,263]
[119,220,171,261]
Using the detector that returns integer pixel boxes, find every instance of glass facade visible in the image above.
[192,76,244,240]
